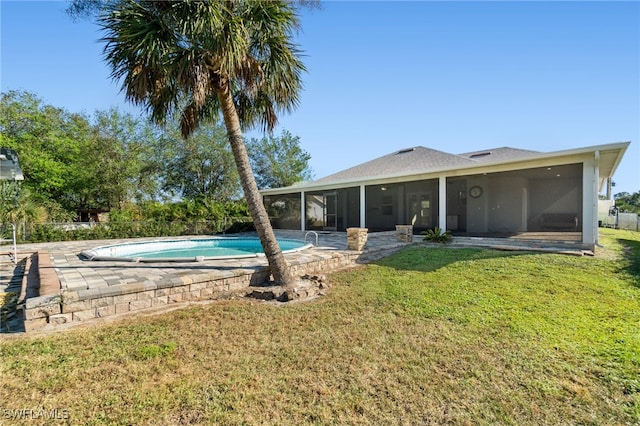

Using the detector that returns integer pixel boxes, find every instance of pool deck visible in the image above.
[1,230,591,333]
[2,231,409,333]
[20,230,400,293]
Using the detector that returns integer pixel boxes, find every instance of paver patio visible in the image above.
[0,230,589,333]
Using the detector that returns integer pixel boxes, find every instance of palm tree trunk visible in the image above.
[217,83,296,288]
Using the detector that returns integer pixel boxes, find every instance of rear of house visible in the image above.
[260,142,629,250]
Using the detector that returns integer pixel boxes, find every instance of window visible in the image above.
[382,195,393,215]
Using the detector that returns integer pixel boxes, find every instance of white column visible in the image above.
[439,175,447,230]
[521,187,528,232]
[300,191,306,232]
[582,153,598,248]
[360,184,366,228]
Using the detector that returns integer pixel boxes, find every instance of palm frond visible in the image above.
[100,0,305,133]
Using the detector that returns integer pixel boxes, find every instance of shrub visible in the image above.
[422,227,451,243]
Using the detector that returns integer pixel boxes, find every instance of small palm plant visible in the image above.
[421,227,451,243]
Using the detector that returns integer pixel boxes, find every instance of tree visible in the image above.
[0,90,87,207]
[0,181,21,224]
[84,108,162,208]
[158,122,240,202]
[98,1,306,288]
[248,130,313,189]
[614,191,640,214]
[0,91,162,216]
[0,182,49,239]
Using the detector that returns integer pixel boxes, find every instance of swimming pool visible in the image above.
[80,237,312,262]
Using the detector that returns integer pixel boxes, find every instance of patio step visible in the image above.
[451,236,591,255]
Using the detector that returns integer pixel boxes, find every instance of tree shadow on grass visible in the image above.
[616,238,640,288]
[371,245,534,273]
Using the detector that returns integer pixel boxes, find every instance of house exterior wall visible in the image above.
[305,193,324,229]
[598,199,615,224]
[304,187,360,232]
[445,163,583,236]
[262,144,627,250]
[487,175,528,233]
[264,193,302,230]
[466,176,489,233]
[365,180,439,232]
[528,176,582,231]
[365,184,401,231]
[263,164,584,237]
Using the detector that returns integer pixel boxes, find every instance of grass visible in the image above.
[0,228,639,425]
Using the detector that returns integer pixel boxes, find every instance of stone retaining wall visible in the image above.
[347,228,368,251]
[395,225,413,243]
[23,250,362,332]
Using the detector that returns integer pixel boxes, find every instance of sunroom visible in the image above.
[260,142,629,249]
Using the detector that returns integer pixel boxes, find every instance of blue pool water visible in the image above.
[81,237,311,262]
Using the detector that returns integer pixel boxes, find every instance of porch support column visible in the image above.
[360,184,366,228]
[438,175,447,230]
[300,191,305,232]
[582,153,598,249]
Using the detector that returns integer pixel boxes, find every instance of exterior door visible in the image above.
[323,192,337,231]
[408,192,432,227]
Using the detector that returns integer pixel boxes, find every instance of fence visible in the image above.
[0,223,17,262]
[617,213,640,231]
[0,217,254,244]
[600,212,639,232]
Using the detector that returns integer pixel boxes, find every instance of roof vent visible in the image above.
[469,151,491,158]
[396,148,415,155]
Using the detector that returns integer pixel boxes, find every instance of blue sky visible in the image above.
[2,1,639,194]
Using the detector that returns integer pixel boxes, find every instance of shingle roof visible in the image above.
[260,141,629,195]
[458,147,540,162]
[313,145,540,185]
[313,146,472,184]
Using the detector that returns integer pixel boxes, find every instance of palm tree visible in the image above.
[100,1,306,289]
[0,182,46,240]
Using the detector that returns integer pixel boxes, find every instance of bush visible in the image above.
[421,227,452,243]
[21,219,253,243]
[17,200,254,243]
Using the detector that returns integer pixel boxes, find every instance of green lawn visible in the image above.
[1,228,638,425]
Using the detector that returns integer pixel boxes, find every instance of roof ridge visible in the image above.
[313,145,475,184]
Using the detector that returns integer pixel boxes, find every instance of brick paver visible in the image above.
[9,230,398,298]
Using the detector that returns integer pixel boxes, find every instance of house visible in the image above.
[0,148,24,181]
[260,141,630,250]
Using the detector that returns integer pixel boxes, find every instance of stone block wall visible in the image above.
[395,225,413,243]
[346,228,368,251]
[23,250,361,332]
